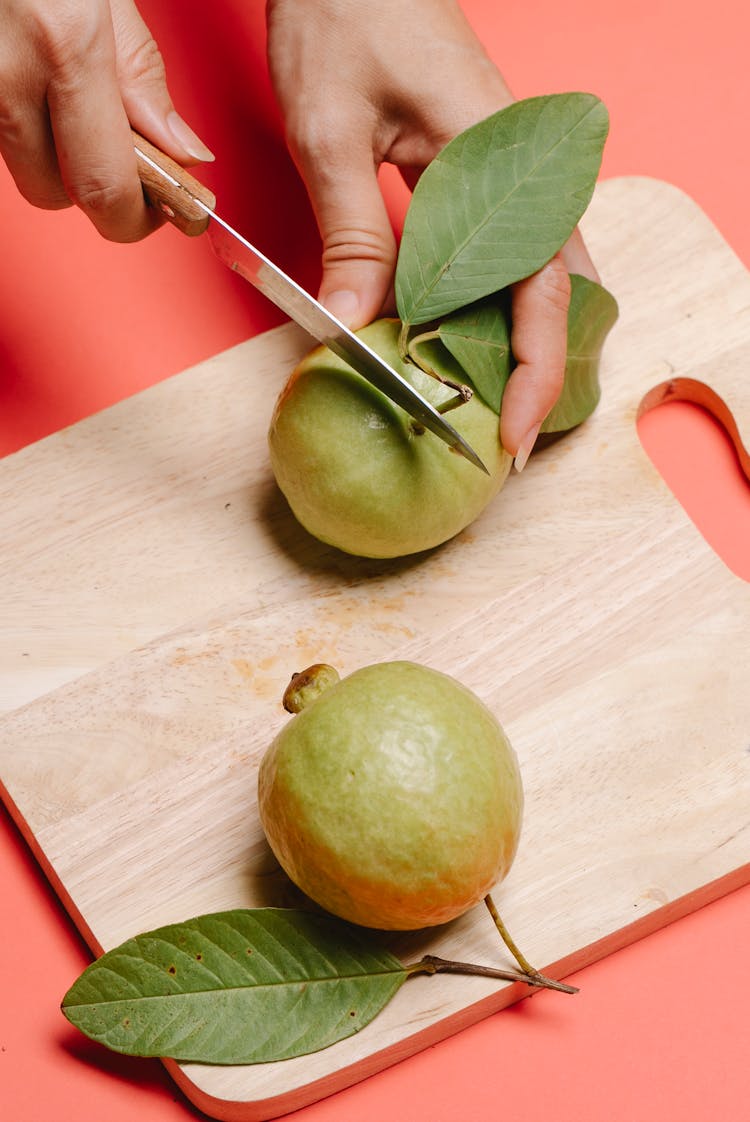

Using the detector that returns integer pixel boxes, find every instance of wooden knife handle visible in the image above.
[132,130,216,237]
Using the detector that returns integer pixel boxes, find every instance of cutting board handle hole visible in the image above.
[637,381,750,581]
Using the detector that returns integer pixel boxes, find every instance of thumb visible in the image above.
[110,0,213,164]
[299,142,397,329]
[501,254,571,465]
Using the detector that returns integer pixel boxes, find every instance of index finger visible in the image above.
[46,11,156,242]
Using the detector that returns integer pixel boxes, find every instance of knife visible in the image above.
[132,132,488,474]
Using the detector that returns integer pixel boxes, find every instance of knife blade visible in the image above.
[132,132,488,474]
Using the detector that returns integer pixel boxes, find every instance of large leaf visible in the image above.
[436,275,618,430]
[61,909,407,1064]
[395,93,609,328]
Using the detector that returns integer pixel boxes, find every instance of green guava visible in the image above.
[267,319,511,559]
[257,661,524,931]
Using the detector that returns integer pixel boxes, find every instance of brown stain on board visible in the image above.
[231,658,256,682]
[171,644,222,668]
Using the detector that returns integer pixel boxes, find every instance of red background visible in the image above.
[1,2,748,1119]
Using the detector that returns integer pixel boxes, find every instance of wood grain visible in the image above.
[1,178,749,1121]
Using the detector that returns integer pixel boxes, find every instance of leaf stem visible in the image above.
[398,320,413,362]
[435,392,473,416]
[406,329,442,355]
[405,330,474,414]
[404,954,578,995]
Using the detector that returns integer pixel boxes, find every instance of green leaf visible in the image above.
[395,93,610,328]
[541,274,619,433]
[433,275,617,432]
[437,292,513,414]
[61,908,407,1064]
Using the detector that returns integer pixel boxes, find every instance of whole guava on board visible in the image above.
[267,319,511,560]
[257,661,523,931]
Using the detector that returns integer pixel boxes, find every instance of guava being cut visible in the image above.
[268,318,511,559]
[257,661,524,931]
[267,96,617,561]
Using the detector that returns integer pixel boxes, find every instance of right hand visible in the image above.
[0,0,213,241]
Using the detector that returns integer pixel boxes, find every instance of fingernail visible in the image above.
[514,423,541,473]
[322,290,360,328]
[167,111,214,161]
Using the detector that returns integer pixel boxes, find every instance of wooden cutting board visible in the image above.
[1,177,749,1122]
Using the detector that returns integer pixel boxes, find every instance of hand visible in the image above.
[0,0,212,242]
[266,0,599,461]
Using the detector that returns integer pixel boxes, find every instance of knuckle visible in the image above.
[69,173,121,213]
[288,106,362,170]
[292,121,340,170]
[321,226,394,270]
[34,4,110,76]
[17,179,71,211]
[536,255,571,314]
[0,101,25,150]
[120,35,166,88]
[0,109,70,211]
[68,171,141,240]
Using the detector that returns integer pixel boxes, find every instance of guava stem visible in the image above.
[483,893,576,993]
[435,389,473,415]
[282,664,340,713]
[404,954,578,995]
[405,331,473,412]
